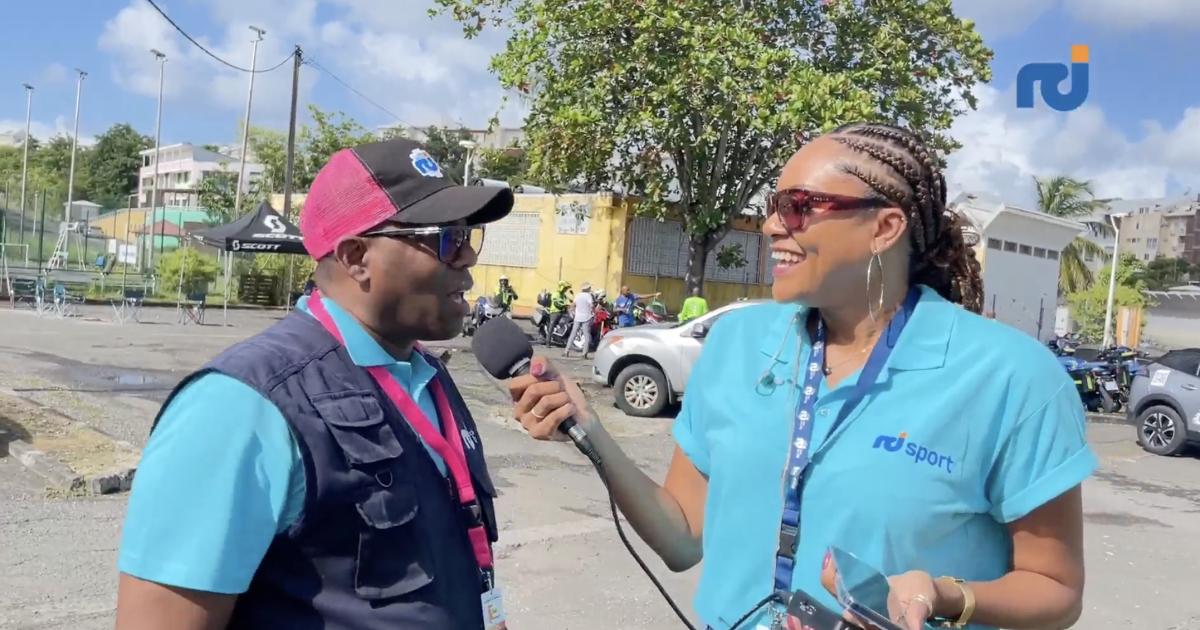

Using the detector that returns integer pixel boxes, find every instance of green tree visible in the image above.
[248,126,288,195]
[1034,175,1111,295]
[155,247,220,296]
[1140,257,1193,290]
[422,126,474,184]
[478,146,529,186]
[90,123,153,209]
[296,105,378,191]
[1066,253,1151,343]
[197,164,264,225]
[435,0,992,291]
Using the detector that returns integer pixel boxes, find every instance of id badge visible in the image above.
[756,601,787,630]
[481,587,508,630]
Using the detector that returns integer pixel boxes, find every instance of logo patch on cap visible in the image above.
[410,148,444,178]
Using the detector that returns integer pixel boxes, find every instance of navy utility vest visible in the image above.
[154,311,499,629]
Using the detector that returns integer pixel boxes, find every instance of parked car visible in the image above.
[1130,348,1200,456]
[591,299,764,417]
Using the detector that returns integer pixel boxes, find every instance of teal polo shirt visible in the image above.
[673,285,1097,629]
[118,295,443,594]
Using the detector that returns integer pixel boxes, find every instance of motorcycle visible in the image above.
[533,305,575,347]
[632,299,674,325]
[1058,354,1121,413]
[1047,333,1081,356]
[1096,345,1146,405]
[461,295,508,337]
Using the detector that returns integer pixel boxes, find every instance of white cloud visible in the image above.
[0,117,97,145]
[951,0,1056,39]
[945,84,1200,207]
[1062,0,1200,30]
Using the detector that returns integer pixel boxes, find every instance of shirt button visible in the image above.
[818,409,830,416]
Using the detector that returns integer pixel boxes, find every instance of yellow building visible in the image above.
[467,192,770,316]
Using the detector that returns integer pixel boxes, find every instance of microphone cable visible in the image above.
[587,456,698,630]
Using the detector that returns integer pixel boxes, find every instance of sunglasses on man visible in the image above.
[361,224,487,263]
[767,188,892,233]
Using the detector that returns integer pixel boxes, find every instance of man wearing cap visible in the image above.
[116,139,515,630]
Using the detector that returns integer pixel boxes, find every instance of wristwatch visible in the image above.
[935,576,976,628]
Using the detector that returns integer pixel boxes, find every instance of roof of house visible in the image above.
[949,192,1086,233]
[139,142,237,163]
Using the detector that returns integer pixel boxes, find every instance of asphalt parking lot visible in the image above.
[0,305,1198,629]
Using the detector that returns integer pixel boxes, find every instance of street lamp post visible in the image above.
[148,49,166,270]
[18,83,33,250]
[458,139,478,185]
[1101,212,1128,348]
[233,26,266,218]
[65,69,86,225]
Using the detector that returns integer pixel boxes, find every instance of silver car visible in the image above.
[1130,347,1200,456]
[592,299,765,417]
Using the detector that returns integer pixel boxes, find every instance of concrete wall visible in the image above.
[465,193,631,317]
[1142,292,1200,350]
[977,212,1078,340]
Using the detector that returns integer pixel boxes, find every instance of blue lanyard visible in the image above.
[772,287,920,595]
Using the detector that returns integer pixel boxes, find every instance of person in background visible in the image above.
[614,285,662,328]
[678,287,709,323]
[115,139,516,630]
[549,280,574,338]
[564,282,595,359]
[508,122,1092,630]
[302,272,316,296]
[496,275,518,312]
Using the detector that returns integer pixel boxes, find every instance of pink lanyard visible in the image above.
[307,292,494,578]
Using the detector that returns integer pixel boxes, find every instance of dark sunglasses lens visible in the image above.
[772,193,807,232]
[437,227,485,261]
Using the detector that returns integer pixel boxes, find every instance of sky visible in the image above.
[0,0,1198,209]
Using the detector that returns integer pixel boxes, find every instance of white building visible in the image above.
[376,125,526,150]
[137,143,265,209]
[951,193,1084,341]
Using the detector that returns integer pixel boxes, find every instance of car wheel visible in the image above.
[1137,405,1187,456]
[614,364,669,417]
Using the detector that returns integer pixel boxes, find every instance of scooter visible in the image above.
[1059,355,1120,413]
[462,295,507,337]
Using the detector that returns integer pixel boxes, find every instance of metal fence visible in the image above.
[625,217,763,284]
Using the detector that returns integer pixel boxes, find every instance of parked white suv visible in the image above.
[591,299,764,417]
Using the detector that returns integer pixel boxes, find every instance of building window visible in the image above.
[987,238,1002,250]
[1144,253,1150,261]
[1003,241,1018,252]
[1035,247,1047,258]
[1148,238,1158,249]
[1047,250,1059,260]
[1019,244,1032,256]
[476,212,540,268]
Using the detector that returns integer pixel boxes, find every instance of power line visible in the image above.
[302,57,410,127]
[144,0,294,73]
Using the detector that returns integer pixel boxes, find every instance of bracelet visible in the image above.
[935,576,976,628]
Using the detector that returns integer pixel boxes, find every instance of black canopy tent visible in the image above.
[191,202,306,325]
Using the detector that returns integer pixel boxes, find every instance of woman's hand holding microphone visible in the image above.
[508,355,598,441]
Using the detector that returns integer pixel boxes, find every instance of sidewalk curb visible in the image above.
[0,387,139,495]
[6,439,84,490]
[1086,412,1134,427]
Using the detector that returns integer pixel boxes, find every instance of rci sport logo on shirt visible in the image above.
[872,432,955,474]
[1016,45,1090,112]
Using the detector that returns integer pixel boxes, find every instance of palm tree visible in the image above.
[1034,176,1112,294]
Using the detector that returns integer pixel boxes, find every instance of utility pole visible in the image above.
[282,45,303,314]
[65,69,86,224]
[35,189,45,271]
[19,83,33,250]
[149,49,167,268]
[1102,213,1128,348]
[233,26,266,219]
[282,45,301,218]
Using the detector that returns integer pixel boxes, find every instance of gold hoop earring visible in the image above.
[866,245,884,323]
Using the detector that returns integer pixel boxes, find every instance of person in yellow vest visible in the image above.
[679,287,709,323]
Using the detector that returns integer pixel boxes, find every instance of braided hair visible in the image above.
[828,122,983,313]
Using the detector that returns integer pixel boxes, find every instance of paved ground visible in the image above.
[0,304,1198,629]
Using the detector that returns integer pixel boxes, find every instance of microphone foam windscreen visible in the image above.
[472,316,534,379]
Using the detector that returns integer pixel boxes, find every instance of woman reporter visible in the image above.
[510,123,1094,630]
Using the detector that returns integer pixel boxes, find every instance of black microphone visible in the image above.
[472,316,601,465]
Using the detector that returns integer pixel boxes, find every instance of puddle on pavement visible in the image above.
[9,349,179,401]
[112,373,157,386]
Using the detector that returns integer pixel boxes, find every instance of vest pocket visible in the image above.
[354,482,435,600]
[314,393,405,465]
